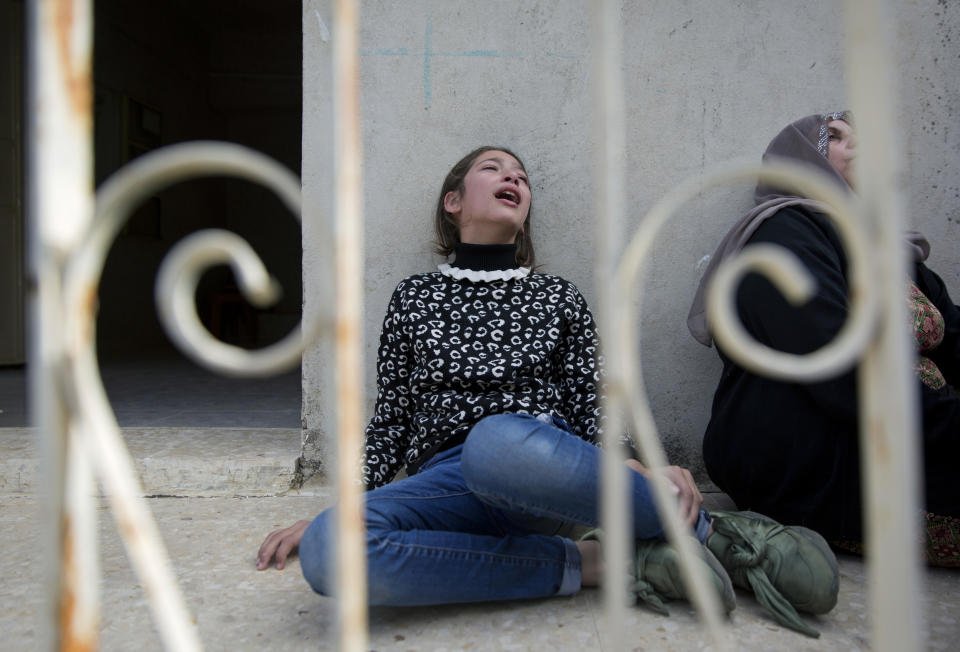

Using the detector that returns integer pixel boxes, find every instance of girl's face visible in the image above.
[443,150,531,244]
[826,119,857,188]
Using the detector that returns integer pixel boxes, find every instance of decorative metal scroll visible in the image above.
[597,0,922,650]
[32,0,366,649]
[66,142,309,652]
[609,160,874,649]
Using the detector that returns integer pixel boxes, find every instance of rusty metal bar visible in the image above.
[27,0,358,649]
[332,1,369,651]
[26,2,319,649]
[31,25,305,652]
[26,1,98,649]
[846,1,923,649]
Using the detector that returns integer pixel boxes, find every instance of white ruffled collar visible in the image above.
[437,263,531,282]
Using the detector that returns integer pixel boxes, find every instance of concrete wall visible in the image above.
[301,0,960,482]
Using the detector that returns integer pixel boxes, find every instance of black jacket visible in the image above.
[703,205,960,540]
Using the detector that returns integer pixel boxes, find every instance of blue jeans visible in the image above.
[299,412,710,605]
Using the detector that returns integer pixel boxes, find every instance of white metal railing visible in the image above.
[29,0,920,650]
[28,1,343,649]
[602,0,920,648]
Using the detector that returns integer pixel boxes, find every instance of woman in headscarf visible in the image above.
[688,112,960,566]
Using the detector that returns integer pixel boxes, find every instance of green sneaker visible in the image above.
[633,537,737,617]
[581,530,736,616]
[706,511,839,638]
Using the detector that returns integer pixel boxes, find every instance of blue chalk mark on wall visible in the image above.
[424,19,432,108]
[359,17,579,109]
[364,48,409,56]
[450,50,523,58]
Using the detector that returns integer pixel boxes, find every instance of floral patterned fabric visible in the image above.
[907,281,946,390]
[831,511,960,568]
[831,283,958,565]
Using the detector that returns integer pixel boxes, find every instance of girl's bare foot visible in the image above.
[577,539,604,587]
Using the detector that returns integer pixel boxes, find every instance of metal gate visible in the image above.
[28,0,921,650]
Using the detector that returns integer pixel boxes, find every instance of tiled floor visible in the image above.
[0,350,300,428]
[3,353,960,650]
[2,490,959,651]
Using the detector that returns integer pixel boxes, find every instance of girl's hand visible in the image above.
[625,460,703,528]
[257,519,310,570]
[660,465,702,527]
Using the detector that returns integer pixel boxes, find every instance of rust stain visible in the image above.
[59,513,97,652]
[53,0,92,127]
[118,512,140,543]
[77,284,99,343]
[865,417,892,466]
[59,513,76,647]
[80,285,97,318]
[334,320,354,344]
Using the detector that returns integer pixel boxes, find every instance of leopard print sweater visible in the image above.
[362,267,603,489]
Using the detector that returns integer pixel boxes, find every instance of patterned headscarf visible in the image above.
[816,111,851,156]
[687,111,928,347]
[752,111,853,204]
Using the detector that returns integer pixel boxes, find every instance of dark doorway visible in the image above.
[0,0,303,428]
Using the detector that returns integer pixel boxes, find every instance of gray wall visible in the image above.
[301,0,960,483]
